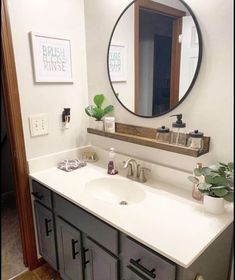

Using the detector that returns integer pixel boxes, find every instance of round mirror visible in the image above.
[107,0,202,117]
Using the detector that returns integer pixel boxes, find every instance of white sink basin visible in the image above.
[85,177,146,205]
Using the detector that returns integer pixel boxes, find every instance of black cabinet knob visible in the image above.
[32,192,43,200]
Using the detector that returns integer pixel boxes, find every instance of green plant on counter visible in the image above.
[188,162,234,202]
[85,94,114,121]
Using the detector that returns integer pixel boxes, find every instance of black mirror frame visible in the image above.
[107,0,203,118]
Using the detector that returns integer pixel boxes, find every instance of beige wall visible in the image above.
[7,0,89,159]
[84,0,234,172]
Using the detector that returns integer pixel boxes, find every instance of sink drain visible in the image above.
[119,201,128,205]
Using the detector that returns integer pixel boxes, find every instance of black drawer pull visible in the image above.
[44,218,52,236]
[126,265,150,280]
[130,258,156,279]
[72,239,79,259]
[32,192,43,200]
[83,248,90,268]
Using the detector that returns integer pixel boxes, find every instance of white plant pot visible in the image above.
[203,195,225,214]
[89,119,104,130]
[94,120,104,131]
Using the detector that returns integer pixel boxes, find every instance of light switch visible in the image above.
[29,114,48,136]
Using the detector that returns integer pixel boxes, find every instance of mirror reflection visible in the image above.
[108,0,202,117]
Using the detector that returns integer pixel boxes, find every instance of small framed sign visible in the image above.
[108,43,127,82]
[30,32,73,83]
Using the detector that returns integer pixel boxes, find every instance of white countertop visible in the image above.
[29,163,233,268]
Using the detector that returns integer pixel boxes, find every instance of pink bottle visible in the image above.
[107,148,118,175]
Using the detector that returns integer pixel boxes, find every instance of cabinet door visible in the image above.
[56,217,83,280]
[84,236,118,280]
[34,201,57,270]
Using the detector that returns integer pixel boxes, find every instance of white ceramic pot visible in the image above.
[94,120,104,131]
[203,195,224,214]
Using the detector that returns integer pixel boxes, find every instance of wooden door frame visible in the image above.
[134,0,185,113]
[170,17,183,108]
[1,0,43,270]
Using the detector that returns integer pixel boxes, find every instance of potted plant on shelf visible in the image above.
[85,94,114,130]
[188,162,234,214]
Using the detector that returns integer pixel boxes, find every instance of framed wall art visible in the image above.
[108,43,127,82]
[30,32,73,83]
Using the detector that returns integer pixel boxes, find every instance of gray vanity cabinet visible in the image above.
[56,217,83,280]
[83,236,119,280]
[31,180,233,280]
[34,201,57,270]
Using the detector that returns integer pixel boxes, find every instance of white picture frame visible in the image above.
[108,43,127,82]
[30,32,73,83]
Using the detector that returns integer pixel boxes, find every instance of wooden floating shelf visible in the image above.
[87,123,210,158]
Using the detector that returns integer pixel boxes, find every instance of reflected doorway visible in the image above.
[135,0,185,115]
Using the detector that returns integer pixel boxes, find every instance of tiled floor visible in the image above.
[1,191,26,280]
[12,263,62,280]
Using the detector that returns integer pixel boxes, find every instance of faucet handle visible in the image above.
[140,167,151,173]
[139,167,151,183]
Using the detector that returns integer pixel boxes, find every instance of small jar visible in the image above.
[187,130,204,151]
[156,126,171,143]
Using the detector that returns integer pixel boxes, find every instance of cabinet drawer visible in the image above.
[121,235,176,280]
[32,180,52,208]
[54,193,118,255]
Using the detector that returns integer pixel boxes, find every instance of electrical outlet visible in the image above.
[29,114,48,136]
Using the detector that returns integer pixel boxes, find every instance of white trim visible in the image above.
[8,269,29,280]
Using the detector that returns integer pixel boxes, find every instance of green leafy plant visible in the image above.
[188,162,234,202]
[85,94,114,121]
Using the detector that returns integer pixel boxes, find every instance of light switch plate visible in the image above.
[29,114,48,136]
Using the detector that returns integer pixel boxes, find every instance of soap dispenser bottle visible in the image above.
[170,114,187,146]
[107,148,118,175]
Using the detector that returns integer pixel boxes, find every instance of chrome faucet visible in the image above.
[123,158,150,183]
